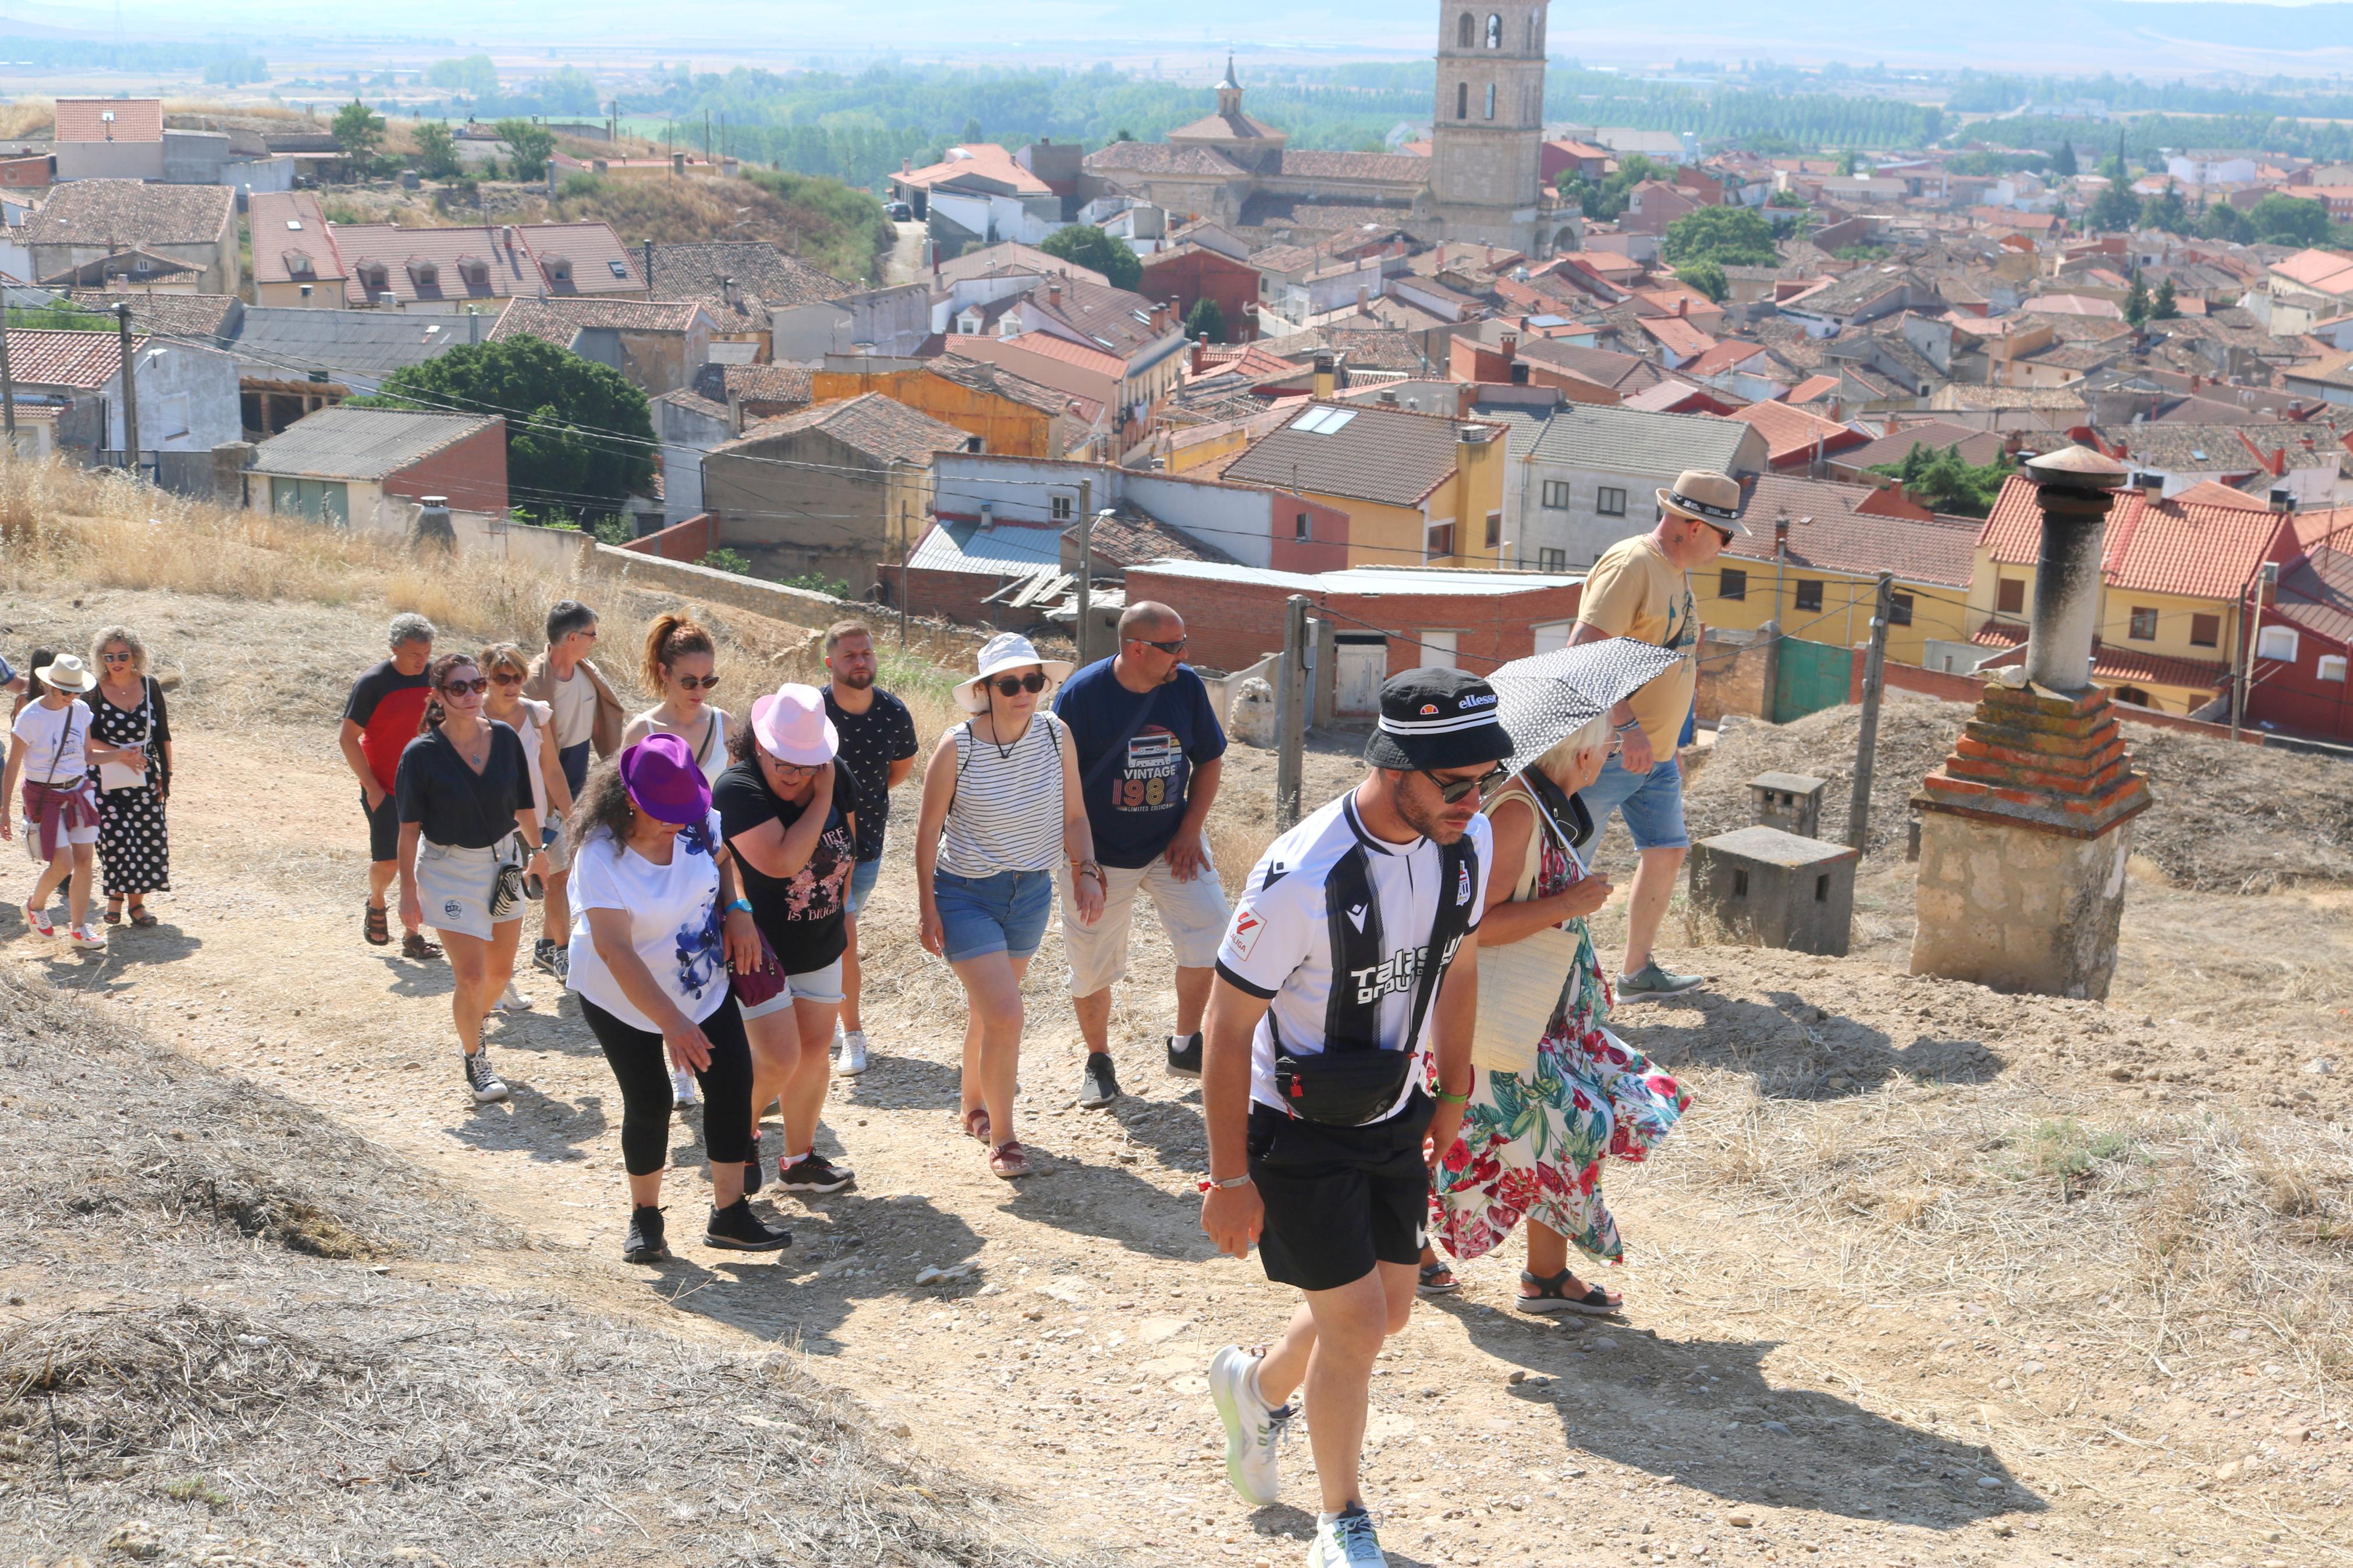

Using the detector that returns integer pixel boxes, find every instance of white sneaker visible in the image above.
[67,923,107,951]
[1307,1507,1387,1567]
[671,1068,698,1108]
[496,980,531,1011]
[1208,1345,1290,1506]
[834,1029,869,1075]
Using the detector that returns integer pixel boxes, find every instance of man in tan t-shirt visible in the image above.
[1568,467,1744,1000]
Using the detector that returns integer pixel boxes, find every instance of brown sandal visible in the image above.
[129,906,158,928]
[961,1106,991,1144]
[364,902,391,946]
[401,930,443,961]
[988,1140,1033,1179]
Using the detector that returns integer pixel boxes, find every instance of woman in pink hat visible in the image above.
[714,684,861,1200]
[566,731,792,1263]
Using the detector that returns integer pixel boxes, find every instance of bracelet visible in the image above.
[1074,860,1106,885]
[1199,1172,1254,1190]
[725,898,753,915]
[1433,1089,1471,1106]
[1613,718,1641,734]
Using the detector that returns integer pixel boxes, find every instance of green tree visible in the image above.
[2248,191,2331,246]
[2098,131,2127,185]
[362,337,654,514]
[493,118,558,180]
[1039,224,1142,291]
[1873,445,2013,518]
[1181,296,1226,343]
[959,116,984,143]
[332,99,385,160]
[426,54,500,98]
[2138,182,2192,234]
[2053,139,2078,177]
[2198,201,2252,244]
[1836,147,1859,177]
[2086,181,2142,233]
[2152,278,2181,320]
[413,120,464,180]
[1660,204,1778,267]
[2123,273,2152,328]
[1674,258,1728,303]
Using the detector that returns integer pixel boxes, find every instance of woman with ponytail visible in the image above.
[395,652,545,1106]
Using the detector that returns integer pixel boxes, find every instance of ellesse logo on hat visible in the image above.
[1418,702,1440,715]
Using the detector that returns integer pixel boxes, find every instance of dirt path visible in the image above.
[885,219,928,287]
[15,588,2351,1568]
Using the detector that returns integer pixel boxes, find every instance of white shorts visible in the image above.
[738,955,846,1019]
[539,812,574,876]
[1061,855,1230,997]
[414,840,520,942]
[23,819,98,851]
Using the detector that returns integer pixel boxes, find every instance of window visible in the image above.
[1596,485,1626,516]
[1533,620,1573,653]
[2190,613,2220,648]
[2114,685,2152,707]
[1540,479,1570,509]
[2127,606,2158,641]
[1525,11,1536,48]
[1993,577,2023,616]
[1050,494,1073,522]
[1718,567,1748,601]
[1294,510,1311,542]
[1890,592,1914,626]
[2256,625,2300,662]
[1538,547,1566,571]
[963,436,985,454]
[1426,520,1457,559]
[2320,654,2348,683]
[1458,10,1475,46]
[1484,511,1502,548]
[1485,12,1502,47]
[608,258,631,278]
[1457,82,1469,120]
[1485,82,1497,119]
[1795,579,1824,611]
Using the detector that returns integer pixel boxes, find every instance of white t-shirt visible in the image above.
[505,698,553,819]
[565,809,729,1033]
[548,662,597,750]
[633,705,732,784]
[1215,792,1492,1121]
[12,698,91,784]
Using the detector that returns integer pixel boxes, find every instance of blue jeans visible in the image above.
[846,855,882,916]
[932,869,1053,963]
[1577,753,1690,852]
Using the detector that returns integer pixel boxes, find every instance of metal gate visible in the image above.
[1772,637,1854,724]
[1335,635,1387,715]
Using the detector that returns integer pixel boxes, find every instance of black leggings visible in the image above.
[581,993,753,1176]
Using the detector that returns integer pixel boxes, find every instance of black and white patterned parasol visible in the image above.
[1488,638,1688,778]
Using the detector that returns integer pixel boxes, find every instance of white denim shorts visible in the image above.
[414,840,519,942]
[737,955,846,1020]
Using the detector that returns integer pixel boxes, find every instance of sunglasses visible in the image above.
[1129,635,1188,655]
[672,674,721,692]
[487,670,523,685]
[989,671,1048,698]
[439,677,489,696]
[1423,763,1507,805]
[101,650,135,663]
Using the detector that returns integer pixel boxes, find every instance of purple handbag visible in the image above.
[732,930,789,1009]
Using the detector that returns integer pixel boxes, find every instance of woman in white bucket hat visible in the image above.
[912,634,1101,1180]
[1,654,137,951]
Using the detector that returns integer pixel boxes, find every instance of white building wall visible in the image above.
[112,340,241,454]
[1506,461,1663,571]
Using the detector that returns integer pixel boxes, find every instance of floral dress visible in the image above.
[1430,787,1689,1267]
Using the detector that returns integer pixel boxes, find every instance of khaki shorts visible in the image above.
[414,840,518,942]
[538,812,574,875]
[1061,855,1230,997]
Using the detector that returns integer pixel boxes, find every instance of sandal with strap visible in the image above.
[128,905,158,928]
[987,1140,1033,1179]
[401,930,443,961]
[1516,1267,1622,1317]
[1418,1259,1461,1296]
[364,902,391,947]
[961,1106,991,1144]
[104,897,123,926]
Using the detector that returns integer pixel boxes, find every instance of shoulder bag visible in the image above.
[1470,773,1592,1079]
[21,708,73,865]
[97,681,152,794]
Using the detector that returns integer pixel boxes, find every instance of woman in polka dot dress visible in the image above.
[87,625,171,926]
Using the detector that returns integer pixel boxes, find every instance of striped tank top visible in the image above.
[937,712,1066,877]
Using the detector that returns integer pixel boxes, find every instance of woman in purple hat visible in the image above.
[714,684,860,1200]
[566,731,793,1263]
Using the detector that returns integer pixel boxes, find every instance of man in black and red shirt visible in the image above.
[339,613,437,959]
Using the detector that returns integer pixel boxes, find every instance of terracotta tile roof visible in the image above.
[2021,293,2125,320]
[0,327,124,387]
[1223,400,1495,508]
[1837,420,2006,471]
[924,354,1099,422]
[1786,374,1843,404]
[2097,422,2343,475]
[721,392,968,466]
[62,290,239,341]
[2274,545,2353,648]
[989,329,1127,381]
[1680,339,1773,379]
[53,98,162,144]
[1637,314,1718,360]
[2269,248,2353,297]
[1168,111,1284,142]
[34,247,198,287]
[2171,478,2278,510]
[693,362,814,408]
[1272,150,1429,183]
[331,221,639,307]
[22,180,231,249]
[896,143,1054,195]
[487,296,709,346]
[932,242,1106,290]
[1086,141,1250,179]
[645,241,849,310]
[1979,474,2294,600]
[1260,325,1434,374]
[1024,275,1178,362]
[1725,400,1866,465]
[1976,637,2232,694]
[1723,474,1978,588]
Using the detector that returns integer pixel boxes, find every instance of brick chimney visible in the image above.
[1312,353,1335,399]
[1149,300,1171,333]
[1047,277,1063,308]
[1499,332,1518,362]
[1191,333,1209,374]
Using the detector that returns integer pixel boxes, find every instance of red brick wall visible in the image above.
[1269,496,1351,575]
[623,512,719,561]
[1848,655,2279,744]
[1125,567,1585,675]
[1140,248,1259,343]
[0,155,51,187]
[890,564,1030,629]
[385,422,507,515]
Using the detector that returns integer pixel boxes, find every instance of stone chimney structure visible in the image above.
[1909,445,2151,1000]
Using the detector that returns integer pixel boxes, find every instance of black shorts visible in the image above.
[1247,1090,1434,1293]
[363,789,400,863]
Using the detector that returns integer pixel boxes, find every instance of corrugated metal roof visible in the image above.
[229,307,471,384]
[249,407,500,481]
[1131,560,1584,597]
[1477,398,1758,479]
[911,518,1063,576]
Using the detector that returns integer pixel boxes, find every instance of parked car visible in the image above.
[885,201,913,222]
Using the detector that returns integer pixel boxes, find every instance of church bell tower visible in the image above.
[1429,0,1550,253]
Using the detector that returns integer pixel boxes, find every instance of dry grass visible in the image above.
[0,98,51,140]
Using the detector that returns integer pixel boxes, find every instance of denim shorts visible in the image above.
[845,855,882,916]
[1577,753,1690,852]
[934,868,1053,963]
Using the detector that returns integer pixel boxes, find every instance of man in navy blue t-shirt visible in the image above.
[1053,602,1230,1107]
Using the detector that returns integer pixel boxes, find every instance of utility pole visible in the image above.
[1074,478,1094,663]
[1275,593,1310,829]
[1847,571,1893,853]
[113,302,138,477]
[2233,560,2279,739]
[897,500,911,648]
[0,311,16,448]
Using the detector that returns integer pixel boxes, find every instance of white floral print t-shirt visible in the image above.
[565,809,727,1032]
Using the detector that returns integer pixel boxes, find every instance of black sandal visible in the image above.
[127,904,158,928]
[364,902,391,946]
[401,930,443,961]
[104,897,123,926]
[1418,1259,1461,1295]
[1516,1267,1622,1316]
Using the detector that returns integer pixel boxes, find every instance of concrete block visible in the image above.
[1749,771,1829,838]
[1909,812,2130,1000]
[1687,825,1858,957]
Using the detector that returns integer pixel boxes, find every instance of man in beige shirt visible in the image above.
[1567,467,1744,1000]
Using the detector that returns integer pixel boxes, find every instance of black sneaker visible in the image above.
[623,1204,669,1263]
[776,1153,855,1195]
[744,1132,765,1196]
[463,1048,510,1104]
[1079,1051,1122,1109]
[1166,1031,1204,1078]
[704,1199,793,1251]
[533,937,565,979]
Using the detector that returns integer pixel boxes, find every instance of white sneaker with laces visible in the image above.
[68,923,107,951]
[1306,1507,1387,1567]
[834,1029,869,1075]
[671,1068,698,1108]
[496,980,531,1011]
[1208,1345,1289,1506]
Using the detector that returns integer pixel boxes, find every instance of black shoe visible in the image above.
[744,1142,764,1197]
[623,1205,668,1264]
[776,1153,855,1195]
[1166,1031,1204,1078]
[463,1048,510,1105]
[1079,1052,1122,1110]
[532,937,565,978]
[704,1199,793,1252]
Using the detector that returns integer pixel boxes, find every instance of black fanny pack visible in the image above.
[1274,1044,1417,1126]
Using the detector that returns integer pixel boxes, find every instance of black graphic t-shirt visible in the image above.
[714,758,857,973]
[823,685,919,862]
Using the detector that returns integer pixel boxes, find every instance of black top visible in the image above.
[713,758,858,973]
[395,721,533,849]
[87,677,172,791]
[823,685,918,862]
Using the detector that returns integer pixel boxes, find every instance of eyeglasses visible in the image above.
[673,674,721,692]
[990,671,1048,697]
[101,650,135,663]
[487,670,523,685]
[1423,763,1507,805]
[439,678,489,696]
[1128,635,1188,655]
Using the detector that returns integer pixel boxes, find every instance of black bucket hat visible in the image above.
[1362,667,1516,773]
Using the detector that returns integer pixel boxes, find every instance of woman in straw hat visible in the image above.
[911,633,1104,1180]
[1,653,133,951]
